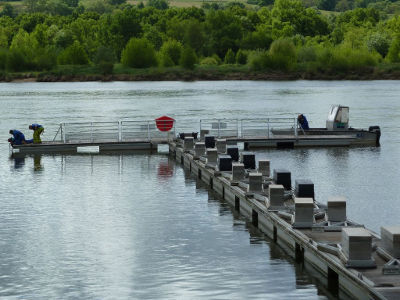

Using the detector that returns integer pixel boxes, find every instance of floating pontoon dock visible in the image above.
[168,137,399,300]
[11,116,380,154]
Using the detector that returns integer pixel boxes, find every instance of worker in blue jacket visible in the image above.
[298,114,310,130]
[8,129,27,145]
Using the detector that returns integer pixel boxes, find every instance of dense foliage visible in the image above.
[0,0,400,74]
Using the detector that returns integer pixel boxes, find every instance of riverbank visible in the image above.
[2,64,400,82]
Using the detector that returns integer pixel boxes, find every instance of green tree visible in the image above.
[159,40,183,65]
[179,46,197,69]
[224,48,235,64]
[269,38,297,70]
[147,0,169,9]
[367,32,390,58]
[121,38,157,68]
[386,37,400,62]
[58,40,89,65]
[318,0,337,11]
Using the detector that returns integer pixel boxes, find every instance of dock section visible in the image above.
[11,117,380,154]
[169,137,399,300]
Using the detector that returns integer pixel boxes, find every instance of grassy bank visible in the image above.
[2,63,400,82]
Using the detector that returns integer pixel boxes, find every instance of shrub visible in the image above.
[0,49,8,70]
[248,50,270,71]
[297,46,317,63]
[121,38,157,68]
[236,49,247,65]
[58,41,89,65]
[180,46,197,70]
[200,57,219,65]
[269,39,297,71]
[386,37,400,63]
[159,53,174,67]
[316,46,379,72]
[224,49,235,64]
[94,46,116,64]
[6,50,29,71]
[99,62,114,75]
[159,40,183,65]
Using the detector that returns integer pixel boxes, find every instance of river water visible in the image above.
[0,81,399,299]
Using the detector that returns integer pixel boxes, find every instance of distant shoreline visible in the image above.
[3,68,400,83]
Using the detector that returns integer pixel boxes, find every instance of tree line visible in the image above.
[0,0,400,74]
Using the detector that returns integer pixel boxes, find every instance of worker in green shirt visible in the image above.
[27,124,44,144]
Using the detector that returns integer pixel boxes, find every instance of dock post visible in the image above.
[248,173,263,193]
[293,197,314,228]
[205,135,215,148]
[194,142,206,157]
[206,148,218,164]
[240,152,256,169]
[258,160,270,177]
[216,139,227,153]
[273,169,291,190]
[232,163,245,181]
[295,179,314,199]
[268,184,284,209]
[227,145,239,161]
[218,154,232,171]
[381,226,400,259]
[327,197,347,222]
[341,228,376,268]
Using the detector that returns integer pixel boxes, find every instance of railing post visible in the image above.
[147,121,150,141]
[200,119,202,134]
[294,118,298,138]
[267,118,270,139]
[63,123,66,143]
[118,121,122,142]
[90,122,93,142]
[218,119,220,137]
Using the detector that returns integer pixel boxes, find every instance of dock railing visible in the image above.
[199,118,298,138]
[199,119,239,138]
[53,120,176,143]
[241,118,298,138]
[52,118,299,143]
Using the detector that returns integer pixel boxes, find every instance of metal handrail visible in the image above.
[55,120,176,143]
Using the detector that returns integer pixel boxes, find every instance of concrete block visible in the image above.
[248,172,263,193]
[293,197,314,228]
[206,148,218,163]
[268,184,284,208]
[218,154,232,172]
[204,135,215,148]
[194,142,206,157]
[381,226,400,259]
[273,169,291,190]
[241,152,256,169]
[327,196,346,222]
[227,145,239,161]
[231,163,245,181]
[295,179,314,198]
[258,160,270,177]
[216,139,227,153]
[342,228,373,262]
[184,137,194,151]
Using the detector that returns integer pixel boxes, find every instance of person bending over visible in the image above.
[27,124,44,144]
[8,129,27,145]
[297,114,309,130]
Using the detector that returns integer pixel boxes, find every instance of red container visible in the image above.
[155,116,175,132]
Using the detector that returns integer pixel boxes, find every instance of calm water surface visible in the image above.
[1,81,399,299]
